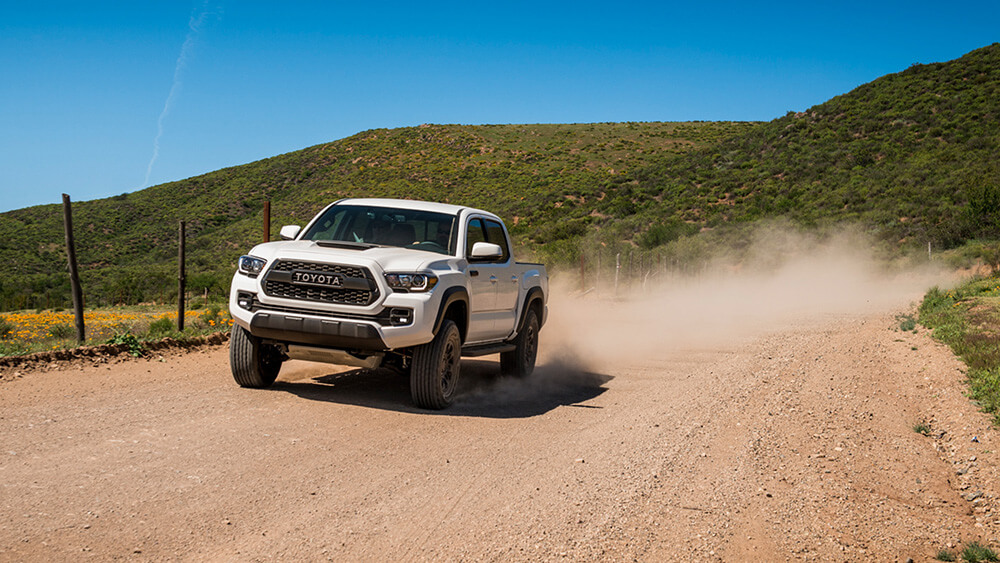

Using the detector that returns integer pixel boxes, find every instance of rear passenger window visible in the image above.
[485,219,510,263]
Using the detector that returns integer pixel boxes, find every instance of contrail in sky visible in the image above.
[143,2,213,188]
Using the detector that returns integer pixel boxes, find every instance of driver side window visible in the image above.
[465,218,488,259]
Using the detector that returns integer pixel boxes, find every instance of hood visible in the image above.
[246,240,458,273]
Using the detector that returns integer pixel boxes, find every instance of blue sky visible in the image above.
[1,1,997,213]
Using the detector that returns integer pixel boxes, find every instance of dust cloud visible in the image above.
[539,230,952,372]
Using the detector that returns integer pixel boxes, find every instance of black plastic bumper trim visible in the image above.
[249,313,388,351]
[246,295,409,327]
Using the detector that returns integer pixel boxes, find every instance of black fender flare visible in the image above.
[433,286,470,341]
[512,287,545,337]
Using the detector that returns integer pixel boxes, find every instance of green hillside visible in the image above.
[625,43,1000,246]
[0,121,750,310]
[1,43,998,311]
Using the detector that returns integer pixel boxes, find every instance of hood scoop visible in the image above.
[314,240,378,250]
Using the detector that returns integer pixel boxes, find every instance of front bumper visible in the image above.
[229,273,441,353]
[248,311,387,350]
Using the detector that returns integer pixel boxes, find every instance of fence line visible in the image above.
[555,246,710,299]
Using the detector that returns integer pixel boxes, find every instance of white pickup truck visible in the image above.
[228,198,548,409]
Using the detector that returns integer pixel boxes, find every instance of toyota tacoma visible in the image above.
[228,198,548,409]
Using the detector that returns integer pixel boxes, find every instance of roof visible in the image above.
[334,198,498,219]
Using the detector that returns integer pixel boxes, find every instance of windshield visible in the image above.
[301,204,458,255]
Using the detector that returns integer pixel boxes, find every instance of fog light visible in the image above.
[237,292,255,311]
[389,308,413,326]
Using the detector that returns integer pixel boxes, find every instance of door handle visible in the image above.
[489,275,498,284]
[470,269,479,277]
[511,275,519,283]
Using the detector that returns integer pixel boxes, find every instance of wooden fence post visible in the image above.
[615,253,621,297]
[628,251,633,294]
[61,194,85,343]
[178,221,186,331]
[596,250,601,296]
[263,200,271,243]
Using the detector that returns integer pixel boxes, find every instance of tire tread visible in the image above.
[411,321,460,409]
[500,309,539,378]
[229,325,279,388]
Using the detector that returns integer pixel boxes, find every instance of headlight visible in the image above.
[385,273,438,292]
[237,255,267,277]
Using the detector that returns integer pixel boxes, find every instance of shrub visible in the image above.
[962,541,998,562]
[637,219,699,249]
[107,333,145,357]
[147,316,174,338]
[896,313,918,332]
[920,279,1000,423]
[0,316,12,340]
[196,306,230,330]
[964,181,1000,239]
[48,323,74,339]
[919,286,957,325]
[979,244,1000,274]
[201,306,223,326]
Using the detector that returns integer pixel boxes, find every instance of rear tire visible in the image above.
[230,325,282,388]
[410,320,461,409]
[501,309,539,378]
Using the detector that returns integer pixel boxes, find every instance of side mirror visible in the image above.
[470,242,503,260]
[279,225,301,240]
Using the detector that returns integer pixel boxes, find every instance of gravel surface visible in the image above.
[2,266,998,561]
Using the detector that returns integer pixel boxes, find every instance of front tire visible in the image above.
[410,320,461,409]
[500,309,539,378]
[230,325,282,388]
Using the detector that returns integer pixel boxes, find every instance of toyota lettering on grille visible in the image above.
[291,270,343,288]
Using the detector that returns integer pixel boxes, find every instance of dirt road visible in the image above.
[2,262,999,561]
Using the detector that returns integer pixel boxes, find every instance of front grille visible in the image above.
[263,260,378,306]
[270,260,366,278]
[263,283,374,305]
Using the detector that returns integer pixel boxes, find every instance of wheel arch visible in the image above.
[514,287,545,336]
[433,286,470,342]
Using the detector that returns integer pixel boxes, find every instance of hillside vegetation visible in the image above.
[920,278,1000,424]
[0,43,998,311]
[0,122,750,310]
[624,43,1000,248]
